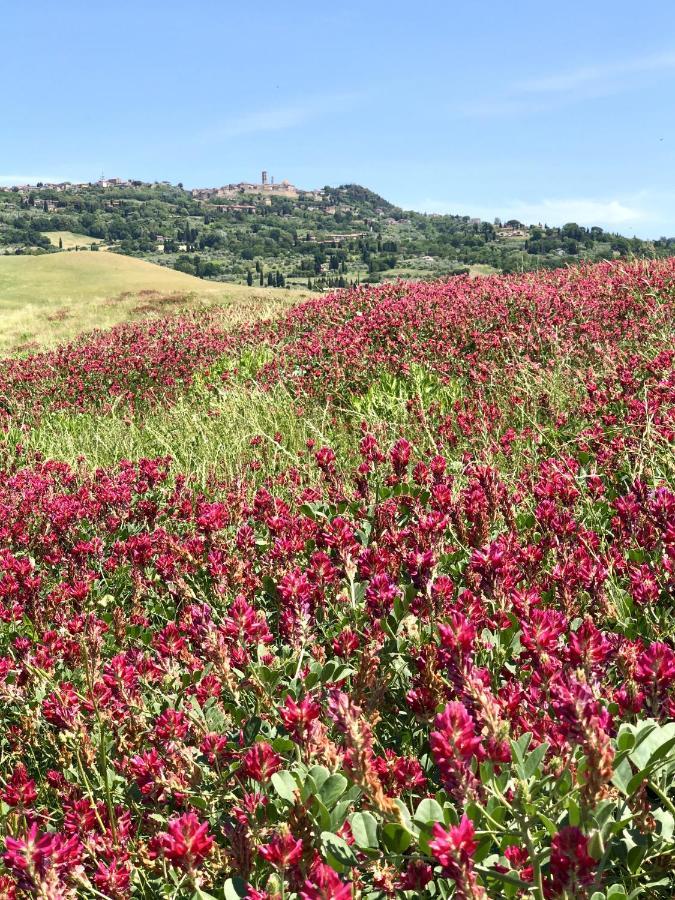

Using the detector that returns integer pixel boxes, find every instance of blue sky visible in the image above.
[2,0,674,237]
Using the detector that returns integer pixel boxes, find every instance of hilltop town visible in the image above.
[1,171,317,202]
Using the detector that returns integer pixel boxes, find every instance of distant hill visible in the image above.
[1,178,673,290]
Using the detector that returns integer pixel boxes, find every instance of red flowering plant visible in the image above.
[0,259,673,896]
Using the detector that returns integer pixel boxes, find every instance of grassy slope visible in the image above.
[0,251,308,353]
[42,231,104,249]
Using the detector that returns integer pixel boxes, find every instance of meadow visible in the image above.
[0,253,306,354]
[42,232,105,251]
[0,260,673,899]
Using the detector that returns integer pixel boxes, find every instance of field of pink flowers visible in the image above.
[0,260,673,899]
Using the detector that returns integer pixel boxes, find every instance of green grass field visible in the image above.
[0,251,308,353]
[42,231,104,250]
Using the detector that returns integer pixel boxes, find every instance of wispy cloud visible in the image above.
[213,105,316,139]
[515,51,675,94]
[458,49,675,119]
[201,91,367,143]
[460,97,554,119]
[417,196,648,230]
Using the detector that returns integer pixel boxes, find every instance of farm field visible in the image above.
[0,252,307,353]
[0,259,673,898]
[42,231,105,250]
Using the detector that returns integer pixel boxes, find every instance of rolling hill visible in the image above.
[0,251,307,354]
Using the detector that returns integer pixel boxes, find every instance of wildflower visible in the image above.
[42,682,81,729]
[258,832,303,868]
[299,857,353,899]
[280,694,321,741]
[390,438,412,477]
[157,812,214,873]
[4,824,83,894]
[328,689,399,815]
[1,764,37,810]
[429,816,486,899]
[93,859,132,898]
[396,858,434,891]
[241,743,282,782]
[547,827,596,897]
[429,702,483,802]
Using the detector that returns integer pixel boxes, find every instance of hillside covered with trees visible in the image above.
[1,180,673,289]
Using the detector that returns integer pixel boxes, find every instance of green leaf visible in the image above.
[476,866,530,889]
[523,742,549,779]
[588,829,604,860]
[536,812,557,836]
[311,796,332,831]
[414,798,444,825]
[628,881,670,899]
[307,765,330,792]
[611,757,633,795]
[244,716,262,744]
[331,798,353,832]
[646,731,675,767]
[394,798,414,832]
[626,721,660,768]
[512,732,532,760]
[271,770,298,803]
[652,807,674,842]
[350,811,379,849]
[616,726,635,752]
[319,774,348,808]
[382,822,412,853]
[321,831,357,871]
[606,886,629,899]
[223,877,248,900]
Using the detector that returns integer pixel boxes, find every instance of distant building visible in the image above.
[316,232,368,245]
[97,177,130,188]
[192,188,217,200]
[191,172,304,201]
[497,225,528,239]
[212,203,256,213]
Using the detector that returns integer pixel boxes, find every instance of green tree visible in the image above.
[247,270,253,286]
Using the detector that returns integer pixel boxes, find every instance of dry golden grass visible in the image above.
[42,231,104,250]
[0,252,308,354]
